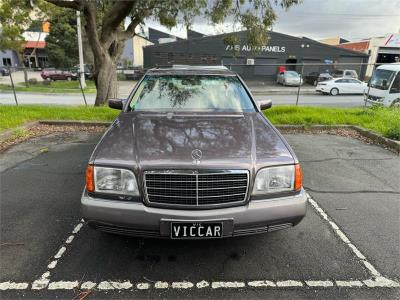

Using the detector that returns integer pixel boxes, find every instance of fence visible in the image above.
[0,62,387,106]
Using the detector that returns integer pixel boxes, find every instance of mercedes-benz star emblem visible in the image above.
[191,149,202,165]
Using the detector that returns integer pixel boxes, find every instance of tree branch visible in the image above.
[82,2,103,59]
[100,1,136,44]
[118,17,142,41]
[45,0,81,10]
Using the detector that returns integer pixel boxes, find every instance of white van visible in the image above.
[365,64,400,107]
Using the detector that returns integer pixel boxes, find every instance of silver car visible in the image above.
[277,71,303,86]
[82,65,307,239]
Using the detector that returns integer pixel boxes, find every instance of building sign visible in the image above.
[225,44,286,53]
[384,34,400,47]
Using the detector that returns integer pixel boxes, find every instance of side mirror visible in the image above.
[108,98,124,110]
[258,99,272,111]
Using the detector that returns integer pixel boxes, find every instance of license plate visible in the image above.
[171,222,223,239]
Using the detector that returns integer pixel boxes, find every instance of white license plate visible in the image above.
[171,222,223,239]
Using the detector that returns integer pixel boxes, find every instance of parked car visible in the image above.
[123,66,145,80]
[365,63,400,107]
[276,70,303,86]
[82,65,306,239]
[318,72,333,83]
[332,69,358,79]
[304,72,333,86]
[40,69,78,81]
[73,64,93,80]
[316,78,367,95]
[303,72,319,85]
[0,66,10,76]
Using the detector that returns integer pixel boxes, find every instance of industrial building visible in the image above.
[143,30,369,80]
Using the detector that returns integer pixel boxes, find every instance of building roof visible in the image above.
[24,41,46,49]
[145,30,369,57]
[146,65,234,76]
[336,41,369,53]
[148,27,183,44]
[187,29,207,39]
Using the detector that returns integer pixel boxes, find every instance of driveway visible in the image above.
[0,132,399,299]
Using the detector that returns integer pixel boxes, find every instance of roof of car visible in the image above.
[146,65,236,76]
[376,63,400,72]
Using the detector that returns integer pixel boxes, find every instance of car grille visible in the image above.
[144,171,249,207]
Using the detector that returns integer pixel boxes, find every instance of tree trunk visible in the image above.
[92,42,123,106]
[93,56,117,106]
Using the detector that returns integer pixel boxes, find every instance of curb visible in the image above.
[39,120,111,127]
[275,125,400,154]
[0,121,39,142]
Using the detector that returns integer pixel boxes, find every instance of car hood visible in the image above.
[92,111,295,172]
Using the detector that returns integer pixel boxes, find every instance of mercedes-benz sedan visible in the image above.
[82,65,306,239]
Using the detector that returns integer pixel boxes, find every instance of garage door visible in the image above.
[254,58,278,75]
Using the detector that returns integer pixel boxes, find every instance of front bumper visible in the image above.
[81,189,307,238]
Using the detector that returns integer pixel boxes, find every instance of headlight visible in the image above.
[252,164,302,195]
[86,165,139,196]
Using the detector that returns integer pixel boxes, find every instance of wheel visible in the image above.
[67,77,72,81]
[330,88,339,96]
[390,99,400,108]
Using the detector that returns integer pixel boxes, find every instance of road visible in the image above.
[0,91,365,107]
[1,132,399,299]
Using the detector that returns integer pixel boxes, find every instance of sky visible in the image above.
[144,0,400,41]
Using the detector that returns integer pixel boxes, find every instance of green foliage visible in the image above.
[0,0,31,51]
[264,106,400,141]
[0,105,118,131]
[45,10,79,68]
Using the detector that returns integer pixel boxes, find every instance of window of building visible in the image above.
[2,58,11,66]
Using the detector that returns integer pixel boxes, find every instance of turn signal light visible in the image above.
[86,165,94,192]
[294,164,302,191]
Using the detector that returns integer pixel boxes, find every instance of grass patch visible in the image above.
[1,105,399,141]
[264,106,400,141]
[0,80,96,94]
[0,105,118,131]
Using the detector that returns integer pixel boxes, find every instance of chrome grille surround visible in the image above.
[143,170,249,209]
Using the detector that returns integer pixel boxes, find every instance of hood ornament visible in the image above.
[191,149,202,165]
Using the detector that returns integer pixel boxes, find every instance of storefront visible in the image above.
[143,30,369,80]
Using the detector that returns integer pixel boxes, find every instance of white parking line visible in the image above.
[1,196,399,291]
[31,219,85,290]
[306,194,399,288]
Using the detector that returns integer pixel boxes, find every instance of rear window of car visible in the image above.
[129,75,256,112]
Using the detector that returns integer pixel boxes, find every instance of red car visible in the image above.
[40,69,78,81]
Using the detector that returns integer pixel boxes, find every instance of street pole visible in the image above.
[76,10,86,89]
[9,68,18,106]
[295,64,304,106]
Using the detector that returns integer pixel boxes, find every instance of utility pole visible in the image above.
[76,10,86,89]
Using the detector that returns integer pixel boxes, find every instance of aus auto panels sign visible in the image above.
[225,44,286,53]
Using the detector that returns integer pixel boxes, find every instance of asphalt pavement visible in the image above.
[0,91,365,107]
[0,131,399,299]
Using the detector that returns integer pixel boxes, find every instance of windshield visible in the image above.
[369,69,396,90]
[129,75,256,112]
[285,71,299,78]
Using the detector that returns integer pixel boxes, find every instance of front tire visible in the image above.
[390,99,400,108]
[330,88,339,96]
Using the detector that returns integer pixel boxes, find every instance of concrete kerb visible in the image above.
[1,121,398,154]
[0,121,39,141]
[275,124,400,154]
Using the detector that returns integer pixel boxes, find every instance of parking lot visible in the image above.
[0,131,399,299]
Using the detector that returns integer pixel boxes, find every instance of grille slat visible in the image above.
[144,171,249,207]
